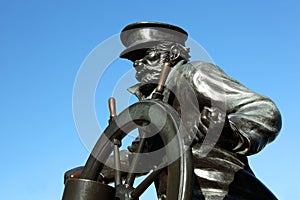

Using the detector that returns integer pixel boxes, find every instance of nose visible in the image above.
[134,60,143,68]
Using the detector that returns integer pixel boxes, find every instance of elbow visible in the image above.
[228,98,282,155]
[266,100,282,144]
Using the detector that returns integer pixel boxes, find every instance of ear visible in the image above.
[169,45,180,61]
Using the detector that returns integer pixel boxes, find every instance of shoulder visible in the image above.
[167,61,225,83]
[173,61,227,85]
[174,61,226,77]
[185,61,225,73]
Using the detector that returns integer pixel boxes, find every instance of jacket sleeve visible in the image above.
[227,98,282,155]
[170,61,282,155]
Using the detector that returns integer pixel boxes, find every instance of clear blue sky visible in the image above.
[0,0,299,199]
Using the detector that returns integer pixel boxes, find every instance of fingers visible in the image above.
[198,119,208,136]
[202,107,226,124]
[199,106,226,133]
[201,107,211,127]
[194,106,227,144]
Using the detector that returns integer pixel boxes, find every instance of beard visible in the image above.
[135,63,162,84]
[134,61,163,97]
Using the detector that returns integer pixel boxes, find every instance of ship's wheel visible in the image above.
[62,99,193,200]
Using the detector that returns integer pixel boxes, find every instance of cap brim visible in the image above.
[120,41,160,61]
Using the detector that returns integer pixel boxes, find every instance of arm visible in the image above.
[166,61,282,155]
[195,62,282,155]
[227,98,282,155]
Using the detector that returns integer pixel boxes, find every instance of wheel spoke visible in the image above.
[125,132,146,186]
[113,139,122,186]
[130,167,163,199]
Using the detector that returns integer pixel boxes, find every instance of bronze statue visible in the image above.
[62,22,282,200]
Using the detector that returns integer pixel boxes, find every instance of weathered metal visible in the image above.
[122,22,281,199]
[63,21,282,200]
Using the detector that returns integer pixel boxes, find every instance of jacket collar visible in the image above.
[127,83,145,100]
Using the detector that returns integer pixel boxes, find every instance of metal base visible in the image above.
[62,178,115,200]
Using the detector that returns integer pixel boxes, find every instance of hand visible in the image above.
[197,106,226,137]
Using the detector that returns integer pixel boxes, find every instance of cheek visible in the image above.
[147,58,164,68]
[146,60,164,71]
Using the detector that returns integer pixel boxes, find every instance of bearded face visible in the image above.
[133,41,190,84]
[133,50,165,84]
